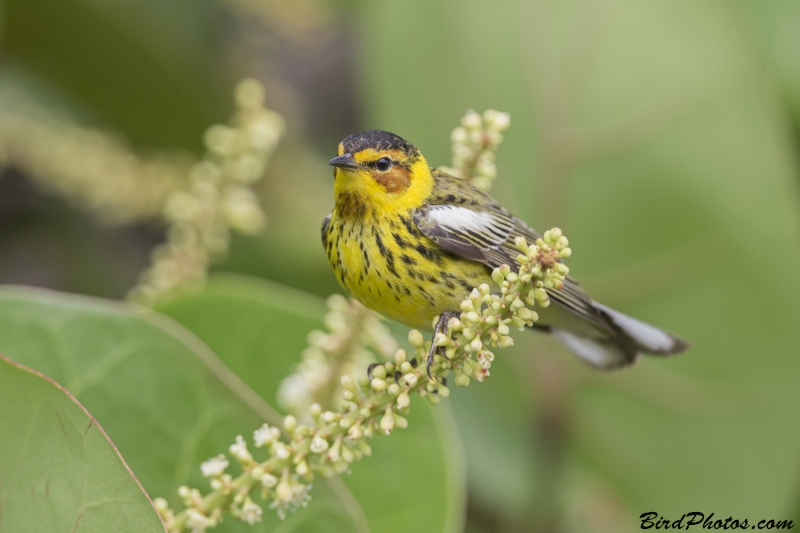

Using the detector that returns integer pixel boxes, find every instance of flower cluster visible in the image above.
[0,80,190,225]
[154,228,571,532]
[277,295,398,417]
[439,109,511,191]
[129,79,285,305]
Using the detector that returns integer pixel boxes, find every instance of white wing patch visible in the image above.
[424,205,498,233]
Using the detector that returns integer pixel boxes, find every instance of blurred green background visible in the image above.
[2,0,800,532]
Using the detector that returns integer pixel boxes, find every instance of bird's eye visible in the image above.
[375,157,392,171]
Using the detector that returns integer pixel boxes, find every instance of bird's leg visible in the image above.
[426,311,458,379]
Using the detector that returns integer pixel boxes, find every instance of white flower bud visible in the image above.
[254,424,280,447]
[477,159,497,179]
[491,269,505,285]
[204,125,239,156]
[274,445,290,460]
[229,435,253,463]
[241,498,263,525]
[310,437,329,454]
[261,472,278,487]
[455,374,470,387]
[200,454,229,477]
[451,127,469,143]
[408,329,425,347]
[380,407,395,435]
[461,109,483,129]
[327,437,342,462]
[186,509,212,531]
[484,109,510,131]
[340,375,355,390]
[341,446,355,463]
[296,459,309,476]
[434,332,451,347]
[397,392,411,409]
[348,424,363,440]
[154,498,169,513]
[275,478,293,503]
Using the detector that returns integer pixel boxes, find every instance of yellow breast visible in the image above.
[326,211,491,330]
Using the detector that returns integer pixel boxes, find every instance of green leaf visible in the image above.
[0,286,361,532]
[0,353,165,533]
[156,274,467,533]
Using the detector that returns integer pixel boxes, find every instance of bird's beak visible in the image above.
[328,153,360,171]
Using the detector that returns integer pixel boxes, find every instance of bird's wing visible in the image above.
[413,203,520,266]
[413,177,608,330]
[321,213,332,250]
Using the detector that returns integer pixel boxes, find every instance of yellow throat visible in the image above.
[332,145,434,218]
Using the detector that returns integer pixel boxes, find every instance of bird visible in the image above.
[322,130,689,371]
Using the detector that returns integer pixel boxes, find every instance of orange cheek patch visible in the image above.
[375,167,411,193]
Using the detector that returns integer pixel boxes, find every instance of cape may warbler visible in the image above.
[323,130,688,370]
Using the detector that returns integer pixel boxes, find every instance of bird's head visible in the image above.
[329,130,433,217]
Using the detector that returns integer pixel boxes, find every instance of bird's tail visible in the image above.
[551,302,690,369]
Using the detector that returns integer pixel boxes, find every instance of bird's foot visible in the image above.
[426,311,458,380]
